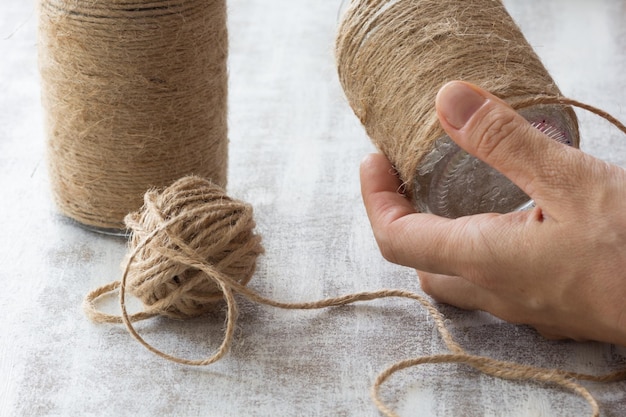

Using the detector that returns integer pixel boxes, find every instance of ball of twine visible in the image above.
[123,175,264,320]
[38,0,229,230]
[335,0,579,202]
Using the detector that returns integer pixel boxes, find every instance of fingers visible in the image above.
[359,153,435,268]
[534,328,570,341]
[359,153,415,228]
[359,153,453,272]
[418,271,488,311]
[419,270,573,341]
[435,81,582,213]
[360,153,525,276]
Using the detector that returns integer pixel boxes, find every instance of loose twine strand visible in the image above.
[85,95,626,417]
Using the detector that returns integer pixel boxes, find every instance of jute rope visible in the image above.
[85,96,626,416]
[335,0,580,203]
[38,0,228,231]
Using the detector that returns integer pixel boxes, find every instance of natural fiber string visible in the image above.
[335,0,581,204]
[38,0,228,230]
[85,94,626,416]
[84,200,626,417]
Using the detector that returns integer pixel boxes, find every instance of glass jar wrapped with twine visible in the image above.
[337,0,579,218]
[38,0,229,232]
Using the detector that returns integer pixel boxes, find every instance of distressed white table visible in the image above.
[1,1,625,416]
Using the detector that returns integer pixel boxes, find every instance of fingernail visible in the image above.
[437,81,487,129]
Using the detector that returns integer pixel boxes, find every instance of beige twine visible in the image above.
[335,0,581,203]
[38,0,228,230]
[84,105,626,416]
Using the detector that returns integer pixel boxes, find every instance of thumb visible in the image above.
[435,81,578,211]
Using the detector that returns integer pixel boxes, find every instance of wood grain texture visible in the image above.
[0,0,625,416]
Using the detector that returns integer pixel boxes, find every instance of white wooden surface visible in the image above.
[1,1,625,416]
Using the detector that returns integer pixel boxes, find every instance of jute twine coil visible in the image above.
[84,104,626,417]
[38,0,228,230]
[335,0,580,203]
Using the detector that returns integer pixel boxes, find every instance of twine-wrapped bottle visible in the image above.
[337,0,579,218]
[38,0,229,232]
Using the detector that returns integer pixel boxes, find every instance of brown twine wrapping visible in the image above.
[38,0,228,231]
[83,99,626,417]
[335,0,580,204]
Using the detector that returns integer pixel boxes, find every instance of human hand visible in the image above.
[360,81,626,345]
